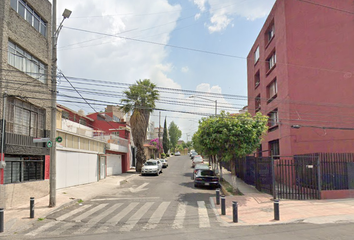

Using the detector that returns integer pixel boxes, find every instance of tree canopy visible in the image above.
[168,121,182,150]
[162,117,169,154]
[192,111,268,162]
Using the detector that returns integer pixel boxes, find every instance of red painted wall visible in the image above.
[45,155,50,180]
[0,153,4,184]
[247,0,354,156]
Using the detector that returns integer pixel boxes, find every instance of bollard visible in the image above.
[216,188,220,205]
[30,197,34,219]
[0,208,3,233]
[221,195,226,215]
[274,199,280,221]
[232,201,238,223]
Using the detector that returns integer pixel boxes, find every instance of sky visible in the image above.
[55,0,276,142]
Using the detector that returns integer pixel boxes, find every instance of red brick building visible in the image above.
[247,0,354,157]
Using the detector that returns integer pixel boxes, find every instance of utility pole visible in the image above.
[49,0,57,208]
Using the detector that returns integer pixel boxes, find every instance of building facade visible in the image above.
[56,105,106,189]
[0,0,53,208]
[247,0,354,157]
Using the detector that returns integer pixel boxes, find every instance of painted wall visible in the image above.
[247,0,354,156]
[107,154,122,175]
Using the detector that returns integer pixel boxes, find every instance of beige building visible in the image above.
[0,0,53,208]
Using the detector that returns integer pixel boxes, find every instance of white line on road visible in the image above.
[172,202,186,229]
[25,221,57,236]
[143,201,170,230]
[105,202,139,225]
[56,204,91,221]
[72,204,108,222]
[198,201,210,228]
[120,202,154,232]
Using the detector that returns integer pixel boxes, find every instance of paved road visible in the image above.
[14,155,221,238]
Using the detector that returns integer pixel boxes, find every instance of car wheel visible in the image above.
[194,183,198,188]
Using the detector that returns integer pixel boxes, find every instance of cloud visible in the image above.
[194,13,201,20]
[181,66,189,73]
[192,0,276,33]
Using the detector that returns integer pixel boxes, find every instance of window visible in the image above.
[254,71,260,88]
[8,41,48,83]
[268,109,278,128]
[79,118,87,126]
[10,0,47,37]
[255,94,261,112]
[266,52,276,71]
[267,24,275,43]
[254,46,260,64]
[4,156,44,184]
[6,97,45,137]
[62,111,69,119]
[269,140,280,157]
[267,79,277,102]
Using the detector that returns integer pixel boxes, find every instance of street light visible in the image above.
[49,3,72,207]
[189,95,217,116]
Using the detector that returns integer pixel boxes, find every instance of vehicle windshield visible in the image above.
[145,161,156,166]
[194,156,203,161]
[195,164,209,169]
[200,170,216,176]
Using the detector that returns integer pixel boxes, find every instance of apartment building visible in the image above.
[0,0,52,208]
[247,0,354,157]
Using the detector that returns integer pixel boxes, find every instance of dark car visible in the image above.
[194,169,219,189]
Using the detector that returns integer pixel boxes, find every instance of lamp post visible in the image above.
[49,2,72,207]
[188,95,217,116]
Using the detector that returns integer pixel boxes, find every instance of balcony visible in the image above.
[60,119,93,137]
[93,134,129,153]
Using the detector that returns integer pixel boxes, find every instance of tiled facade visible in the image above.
[0,0,52,208]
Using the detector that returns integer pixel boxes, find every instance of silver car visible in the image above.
[141,160,163,176]
[160,159,168,168]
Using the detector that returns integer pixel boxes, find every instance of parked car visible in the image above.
[190,152,198,159]
[193,164,210,179]
[192,155,204,167]
[175,151,181,156]
[194,169,219,189]
[189,150,196,157]
[160,159,168,168]
[141,159,163,176]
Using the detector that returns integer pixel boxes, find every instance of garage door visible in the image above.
[56,151,98,189]
[107,155,122,176]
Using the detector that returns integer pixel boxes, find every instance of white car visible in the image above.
[141,159,163,176]
[175,151,181,156]
[192,155,204,167]
[160,159,168,168]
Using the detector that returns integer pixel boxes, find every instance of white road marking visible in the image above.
[72,204,108,222]
[105,202,139,225]
[198,201,210,228]
[56,204,91,221]
[91,197,160,201]
[143,201,170,230]
[25,221,57,236]
[120,202,154,232]
[48,222,74,235]
[172,202,186,229]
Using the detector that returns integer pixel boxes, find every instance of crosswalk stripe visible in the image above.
[143,201,170,230]
[48,222,74,235]
[72,203,123,235]
[120,202,154,232]
[25,221,57,236]
[56,204,91,221]
[105,202,139,225]
[172,202,186,229]
[197,201,210,228]
[72,204,108,222]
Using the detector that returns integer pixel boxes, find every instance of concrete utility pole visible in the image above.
[50,2,72,207]
[49,0,57,208]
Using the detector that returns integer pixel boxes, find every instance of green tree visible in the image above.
[193,111,268,176]
[120,79,159,172]
[162,117,169,154]
[168,121,182,150]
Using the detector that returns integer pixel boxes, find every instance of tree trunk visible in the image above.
[135,144,145,173]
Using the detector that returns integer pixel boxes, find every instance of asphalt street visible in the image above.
[2,155,354,240]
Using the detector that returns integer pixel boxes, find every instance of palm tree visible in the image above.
[120,79,159,172]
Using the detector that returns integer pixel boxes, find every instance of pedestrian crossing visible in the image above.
[23,200,220,237]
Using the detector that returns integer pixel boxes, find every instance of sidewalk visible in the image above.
[2,171,139,235]
[213,167,354,226]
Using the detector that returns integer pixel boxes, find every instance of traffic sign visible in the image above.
[33,138,50,143]
[46,140,53,148]
[56,136,63,143]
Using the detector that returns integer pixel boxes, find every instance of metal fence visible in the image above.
[233,153,354,200]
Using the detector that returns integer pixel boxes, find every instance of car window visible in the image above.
[200,170,215,176]
[145,162,156,165]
